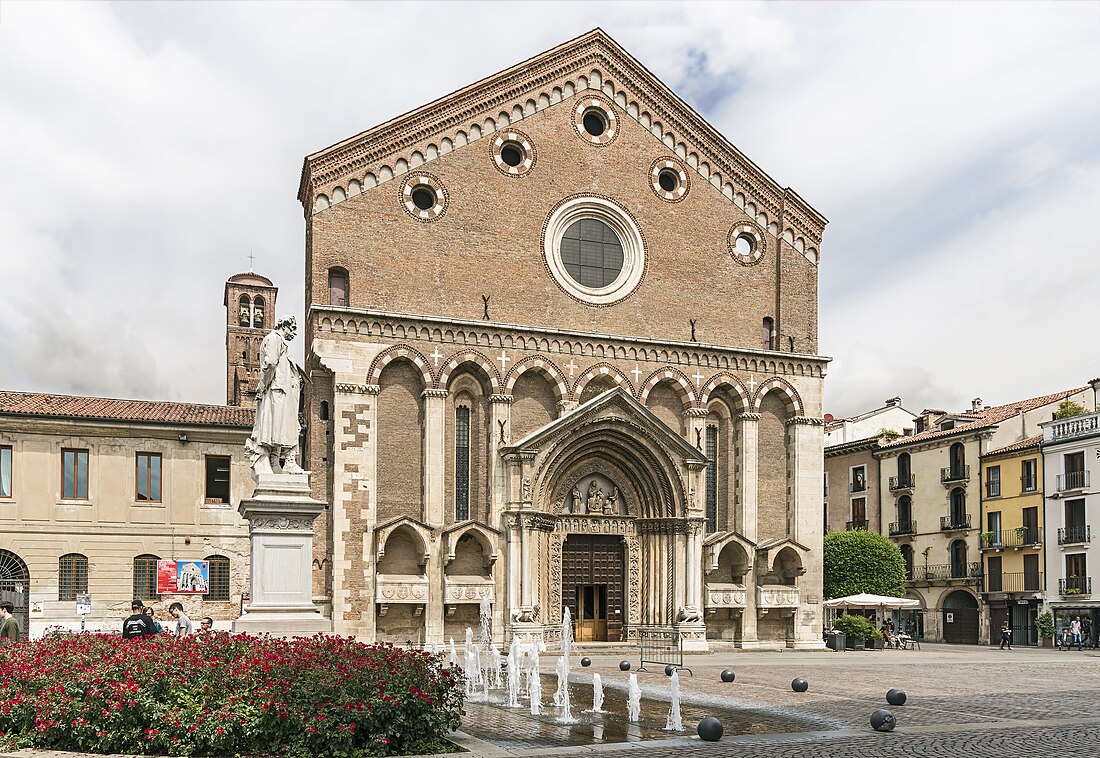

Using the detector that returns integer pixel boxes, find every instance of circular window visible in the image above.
[491,130,536,177]
[573,97,618,146]
[727,222,766,265]
[543,195,646,306]
[400,172,447,222]
[650,158,690,202]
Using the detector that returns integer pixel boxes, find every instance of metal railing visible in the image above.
[986,481,1001,498]
[940,514,972,531]
[889,520,916,536]
[637,627,692,675]
[1057,471,1090,491]
[1020,475,1038,493]
[889,474,916,491]
[941,465,970,483]
[980,528,1043,549]
[909,562,982,582]
[1060,577,1092,596]
[985,571,1043,593]
[1058,525,1091,545]
[846,519,869,531]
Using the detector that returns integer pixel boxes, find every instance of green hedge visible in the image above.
[823,529,906,599]
[833,613,883,640]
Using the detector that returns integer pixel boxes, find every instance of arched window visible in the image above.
[329,267,349,307]
[949,442,966,477]
[59,553,88,601]
[238,295,251,326]
[899,544,914,580]
[252,296,265,329]
[319,401,330,421]
[950,540,968,578]
[897,495,912,529]
[454,405,470,521]
[950,487,967,527]
[133,554,160,601]
[762,317,774,350]
[898,453,911,484]
[204,555,230,601]
[704,424,718,533]
[0,550,30,633]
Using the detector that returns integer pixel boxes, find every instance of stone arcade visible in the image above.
[300,30,828,650]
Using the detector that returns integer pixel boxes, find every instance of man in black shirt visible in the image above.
[122,599,159,639]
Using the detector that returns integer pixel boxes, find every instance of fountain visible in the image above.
[463,627,481,696]
[556,606,577,723]
[506,637,521,707]
[553,656,568,706]
[489,646,502,691]
[627,673,641,722]
[448,637,458,668]
[588,673,605,713]
[527,644,541,699]
[664,669,684,732]
[429,642,439,658]
[529,667,542,715]
[479,596,494,689]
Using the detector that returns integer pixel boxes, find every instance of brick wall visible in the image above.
[510,372,557,441]
[376,361,424,522]
[757,392,790,540]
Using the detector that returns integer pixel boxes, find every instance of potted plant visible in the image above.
[834,614,883,650]
[981,531,996,548]
[1014,525,1030,544]
[1036,611,1055,649]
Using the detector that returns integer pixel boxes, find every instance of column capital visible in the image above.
[736,412,761,422]
[787,416,824,426]
[335,382,380,395]
[489,393,515,404]
[682,407,710,418]
[421,388,450,400]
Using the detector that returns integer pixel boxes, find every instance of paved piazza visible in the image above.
[449,643,1100,758]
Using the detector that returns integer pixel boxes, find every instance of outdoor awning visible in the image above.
[823,593,920,609]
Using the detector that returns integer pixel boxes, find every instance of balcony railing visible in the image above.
[889,474,916,491]
[909,562,982,582]
[941,465,970,484]
[985,571,1043,594]
[1058,525,1091,545]
[1020,475,1038,493]
[980,528,1043,549]
[845,519,869,531]
[889,520,916,536]
[1060,576,1092,596]
[940,514,972,531]
[1057,471,1090,492]
[1049,413,1099,442]
[985,481,1001,498]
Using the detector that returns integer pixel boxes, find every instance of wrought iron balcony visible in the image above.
[1057,471,1090,492]
[941,465,970,484]
[980,528,1043,549]
[1058,525,1091,545]
[984,571,1043,594]
[1060,576,1092,596]
[985,481,1001,498]
[889,520,916,536]
[889,474,916,491]
[909,562,982,582]
[940,514,972,531]
[845,519,869,531]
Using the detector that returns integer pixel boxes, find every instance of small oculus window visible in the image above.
[500,143,524,167]
[573,98,618,146]
[411,186,435,210]
[650,158,689,202]
[658,170,678,192]
[401,173,447,222]
[727,222,766,265]
[582,110,607,137]
[491,131,536,177]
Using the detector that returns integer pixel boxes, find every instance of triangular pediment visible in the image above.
[299,29,825,252]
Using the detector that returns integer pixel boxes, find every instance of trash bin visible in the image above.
[826,631,846,651]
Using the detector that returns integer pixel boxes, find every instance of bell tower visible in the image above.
[223,271,278,407]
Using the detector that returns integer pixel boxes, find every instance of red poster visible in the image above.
[156,560,211,594]
[156,560,178,595]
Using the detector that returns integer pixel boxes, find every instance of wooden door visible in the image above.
[576,585,608,641]
[562,535,624,642]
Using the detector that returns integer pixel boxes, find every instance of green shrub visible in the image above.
[833,614,883,641]
[823,529,907,599]
[1036,611,1055,639]
[0,632,463,757]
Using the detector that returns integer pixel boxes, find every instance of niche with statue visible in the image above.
[558,473,626,516]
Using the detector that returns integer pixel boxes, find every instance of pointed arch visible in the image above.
[366,344,434,387]
[572,362,634,401]
[437,349,501,392]
[638,366,697,406]
[504,355,569,401]
[698,373,751,409]
[751,376,804,416]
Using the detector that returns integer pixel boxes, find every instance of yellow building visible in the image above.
[979,437,1043,645]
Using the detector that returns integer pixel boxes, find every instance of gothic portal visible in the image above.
[301,30,828,650]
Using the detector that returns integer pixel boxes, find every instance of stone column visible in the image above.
[788,416,826,650]
[421,389,448,525]
[682,407,709,453]
[488,394,513,525]
[736,413,761,542]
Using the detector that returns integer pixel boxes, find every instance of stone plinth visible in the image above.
[233,473,332,636]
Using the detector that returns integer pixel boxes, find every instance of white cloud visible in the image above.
[0,1,1096,416]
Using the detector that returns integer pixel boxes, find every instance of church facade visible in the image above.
[300,30,828,649]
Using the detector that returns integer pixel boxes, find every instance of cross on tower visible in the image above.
[631,364,643,384]
[497,350,511,372]
[565,358,578,377]
[429,348,444,367]
[692,369,705,387]
[247,249,256,272]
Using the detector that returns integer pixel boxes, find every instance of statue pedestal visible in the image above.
[675,620,710,652]
[233,474,332,636]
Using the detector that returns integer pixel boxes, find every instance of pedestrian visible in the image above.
[1071,615,1084,651]
[142,606,164,634]
[198,617,214,633]
[122,599,159,640]
[999,620,1012,650]
[169,601,193,637]
[0,600,21,642]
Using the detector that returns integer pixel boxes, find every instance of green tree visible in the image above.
[823,529,906,599]
[1054,400,1087,419]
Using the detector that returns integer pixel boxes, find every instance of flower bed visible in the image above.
[0,632,464,757]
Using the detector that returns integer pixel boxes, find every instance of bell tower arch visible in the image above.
[223,271,278,407]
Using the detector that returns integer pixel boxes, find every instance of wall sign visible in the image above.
[156,560,210,594]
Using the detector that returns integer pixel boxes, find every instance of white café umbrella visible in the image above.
[823,593,920,609]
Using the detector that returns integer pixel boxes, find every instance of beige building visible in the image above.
[301,30,829,649]
[876,388,1090,643]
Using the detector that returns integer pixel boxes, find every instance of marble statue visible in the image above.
[586,480,599,512]
[606,486,618,515]
[246,316,305,479]
[571,485,583,514]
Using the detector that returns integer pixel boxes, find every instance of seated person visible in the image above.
[881,623,896,648]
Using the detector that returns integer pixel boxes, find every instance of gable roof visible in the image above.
[0,391,254,429]
[298,29,826,252]
[984,434,1042,458]
[879,387,1087,450]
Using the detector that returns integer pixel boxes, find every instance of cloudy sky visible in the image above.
[1,1,1097,418]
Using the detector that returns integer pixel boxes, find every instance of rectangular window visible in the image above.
[849,497,867,530]
[705,425,718,533]
[62,448,89,500]
[1065,499,1086,530]
[1022,507,1039,543]
[1023,553,1040,591]
[987,511,1002,545]
[1021,459,1037,492]
[136,453,162,502]
[1066,553,1087,578]
[850,465,866,493]
[987,556,1002,592]
[986,465,1000,498]
[204,456,231,504]
[823,472,829,499]
[0,445,10,498]
[455,406,470,521]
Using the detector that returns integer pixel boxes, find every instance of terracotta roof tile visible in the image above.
[984,435,1043,457]
[0,391,254,428]
[880,387,1087,449]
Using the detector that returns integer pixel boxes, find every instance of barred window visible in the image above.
[133,554,160,601]
[455,406,470,521]
[205,555,230,601]
[705,425,718,533]
[59,553,88,601]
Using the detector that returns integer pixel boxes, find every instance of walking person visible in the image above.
[169,602,193,637]
[1071,616,1084,651]
[999,620,1012,650]
[122,599,159,640]
[0,600,21,642]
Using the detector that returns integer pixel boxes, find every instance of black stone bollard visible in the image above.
[886,688,907,706]
[619,660,631,671]
[697,716,724,741]
[791,677,809,692]
[665,664,678,676]
[581,657,592,667]
[870,708,896,732]
[720,669,736,683]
